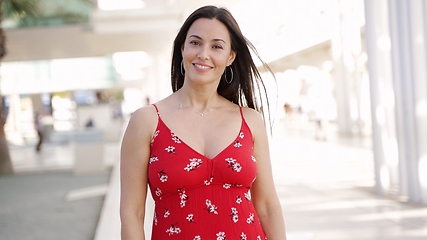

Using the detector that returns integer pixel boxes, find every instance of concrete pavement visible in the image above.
[2,119,427,240]
[272,120,427,240]
[0,166,109,240]
[1,141,117,240]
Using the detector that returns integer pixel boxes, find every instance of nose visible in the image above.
[197,46,210,60]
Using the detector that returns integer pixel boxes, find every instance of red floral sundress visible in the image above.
[148,104,267,240]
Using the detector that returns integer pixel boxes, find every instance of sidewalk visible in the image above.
[1,141,119,240]
[272,120,427,240]
[3,120,427,240]
[0,170,109,240]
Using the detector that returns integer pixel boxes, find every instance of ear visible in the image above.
[180,45,185,63]
[227,50,236,66]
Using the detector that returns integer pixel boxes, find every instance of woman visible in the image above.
[120,5,287,240]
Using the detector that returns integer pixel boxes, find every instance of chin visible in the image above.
[188,75,217,84]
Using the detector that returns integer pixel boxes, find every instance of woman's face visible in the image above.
[181,18,236,85]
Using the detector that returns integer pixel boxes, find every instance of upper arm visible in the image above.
[242,108,278,210]
[120,106,157,219]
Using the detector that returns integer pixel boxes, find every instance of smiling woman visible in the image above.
[181,18,236,89]
[120,5,287,240]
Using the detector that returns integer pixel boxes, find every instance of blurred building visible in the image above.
[1,0,426,203]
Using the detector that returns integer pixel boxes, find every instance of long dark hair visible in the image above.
[171,5,274,123]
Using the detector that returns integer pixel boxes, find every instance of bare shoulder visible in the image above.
[241,107,265,127]
[130,105,158,122]
[125,105,158,140]
[241,107,267,139]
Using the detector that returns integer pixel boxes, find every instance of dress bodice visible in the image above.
[147,105,266,240]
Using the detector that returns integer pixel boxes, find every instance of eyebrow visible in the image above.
[189,34,226,43]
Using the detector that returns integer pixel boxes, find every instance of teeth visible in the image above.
[194,64,210,69]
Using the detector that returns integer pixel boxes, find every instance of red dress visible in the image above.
[148,105,267,240]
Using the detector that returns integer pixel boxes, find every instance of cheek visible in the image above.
[181,48,192,58]
[219,55,232,66]
[182,44,196,55]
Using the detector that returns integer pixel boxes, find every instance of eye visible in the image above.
[213,44,223,49]
[190,40,200,46]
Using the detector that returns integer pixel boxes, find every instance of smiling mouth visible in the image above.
[193,63,212,69]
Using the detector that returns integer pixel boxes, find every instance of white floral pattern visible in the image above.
[184,158,203,172]
[231,207,239,223]
[244,191,251,201]
[236,196,242,204]
[178,188,188,208]
[246,213,255,224]
[187,213,195,223]
[158,170,168,182]
[204,176,213,185]
[205,199,218,214]
[148,105,266,239]
[149,156,159,164]
[216,231,226,240]
[166,225,181,236]
[239,132,244,138]
[165,146,175,153]
[171,132,181,143]
[225,158,242,172]
[164,209,170,218]
[151,130,160,145]
[155,188,162,197]
[153,212,158,226]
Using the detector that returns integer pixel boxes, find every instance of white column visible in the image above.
[388,0,427,203]
[364,0,400,195]
[331,0,353,135]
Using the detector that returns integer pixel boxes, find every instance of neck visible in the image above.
[177,87,220,115]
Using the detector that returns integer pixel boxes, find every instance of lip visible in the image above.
[192,62,213,70]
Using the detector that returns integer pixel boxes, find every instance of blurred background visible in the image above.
[0,0,426,239]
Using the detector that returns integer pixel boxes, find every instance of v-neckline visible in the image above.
[156,114,243,161]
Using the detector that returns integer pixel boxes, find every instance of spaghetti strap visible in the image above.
[239,106,246,123]
[152,104,159,113]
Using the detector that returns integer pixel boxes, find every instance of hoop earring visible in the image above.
[225,66,233,84]
[180,60,185,76]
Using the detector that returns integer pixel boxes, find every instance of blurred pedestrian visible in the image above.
[34,111,43,152]
[120,5,287,240]
[85,118,94,128]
